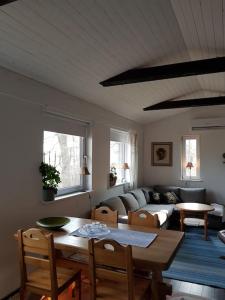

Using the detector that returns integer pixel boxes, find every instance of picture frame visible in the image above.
[151,142,173,166]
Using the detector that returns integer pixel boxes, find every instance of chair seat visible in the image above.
[85,277,151,300]
[27,267,80,291]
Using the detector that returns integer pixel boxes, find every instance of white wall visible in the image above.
[0,67,143,298]
[143,107,225,205]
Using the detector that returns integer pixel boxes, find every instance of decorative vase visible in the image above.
[43,189,56,202]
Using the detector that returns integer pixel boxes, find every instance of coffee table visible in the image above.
[176,203,214,240]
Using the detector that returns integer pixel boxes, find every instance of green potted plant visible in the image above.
[109,166,117,187]
[39,162,61,201]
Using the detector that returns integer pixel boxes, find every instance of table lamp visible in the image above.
[186,161,193,180]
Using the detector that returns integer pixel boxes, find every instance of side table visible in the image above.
[176,203,214,240]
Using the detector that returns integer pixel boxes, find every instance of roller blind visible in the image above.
[43,111,89,137]
[110,128,129,143]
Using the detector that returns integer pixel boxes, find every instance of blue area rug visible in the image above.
[163,227,225,288]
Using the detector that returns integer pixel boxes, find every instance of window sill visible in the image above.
[108,182,130,189]
[179,178,203,182]
[41,190,93,204]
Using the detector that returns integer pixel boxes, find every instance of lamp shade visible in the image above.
[80,156,90,175]
[80,166,90,175]
[186,162,194,169]
[121,162,130,170]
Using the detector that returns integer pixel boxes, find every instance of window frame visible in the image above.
[43,130,86,196]
[110,129,130,185]
[181,135,200,181]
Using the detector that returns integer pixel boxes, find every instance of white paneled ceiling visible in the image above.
[0,0,225,123]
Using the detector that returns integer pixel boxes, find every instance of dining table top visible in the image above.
[47,217,184,271]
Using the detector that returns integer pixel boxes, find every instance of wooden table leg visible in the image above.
[180,210,185,232]
[151,270,163,300]
[204,212,208,240]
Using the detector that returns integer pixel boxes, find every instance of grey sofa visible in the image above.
[99,185,208,228]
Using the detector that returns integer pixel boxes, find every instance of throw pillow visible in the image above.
[164,191,179,204]
[151,192,163,204]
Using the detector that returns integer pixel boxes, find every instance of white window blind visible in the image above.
[110,128,129,143]
[43,111,88,137]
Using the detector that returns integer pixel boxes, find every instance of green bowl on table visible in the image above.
[36,216,70,230]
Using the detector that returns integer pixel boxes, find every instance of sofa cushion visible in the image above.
[180,188,206,203]
[143,204,175,217]
[120,193,140,212]
[163,192,180,204]
[140,186,154,204]
[129,189,147,208]
[100,196,127,215]
[151,192,164,204]
[154,185,180,196]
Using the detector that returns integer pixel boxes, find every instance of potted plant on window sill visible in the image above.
[109,166,117,187]
[39,162,61,201]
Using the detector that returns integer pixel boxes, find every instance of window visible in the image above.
[182,135,200,180]
[110,129,130,184]
[43,111,89,196]
[43,131,84,195]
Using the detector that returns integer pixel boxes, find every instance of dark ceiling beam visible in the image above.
[0,0,18,6]
[143,96,225,111]
[100,56,225,86]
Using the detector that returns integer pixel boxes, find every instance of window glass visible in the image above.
[182,135,200,180]
[43,131,83,194]
[110,130,130,184]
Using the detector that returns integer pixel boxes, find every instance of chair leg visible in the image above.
[78,271,82,300]
[73,272,82,300]
[50,293,58,300]
[20,288,26,300]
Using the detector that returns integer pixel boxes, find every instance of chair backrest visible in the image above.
[128,210,159,228]
[91,206,118,224]
[88,238,134,300]
[17,228,57,292]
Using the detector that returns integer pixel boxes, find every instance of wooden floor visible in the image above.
[7,280,225,299]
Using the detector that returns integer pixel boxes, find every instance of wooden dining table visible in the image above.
[43,217,184,300]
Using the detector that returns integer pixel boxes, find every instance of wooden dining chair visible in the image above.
[88,238,151,300]
[17,228,81,300]
[91,206,118,224]
[128,210,160,228]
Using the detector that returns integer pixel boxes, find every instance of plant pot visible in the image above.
[109,174,117,187]
[43,189,56,202]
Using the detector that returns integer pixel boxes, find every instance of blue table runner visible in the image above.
[70,227,157,248]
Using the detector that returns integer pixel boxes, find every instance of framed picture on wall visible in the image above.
[151,142,173,166]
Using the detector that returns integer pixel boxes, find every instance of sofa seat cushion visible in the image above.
[143,204,175,217]
[180,188,206,203]
[100,196,127,215]
[120,193,140,212]
[130,189,147,208]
